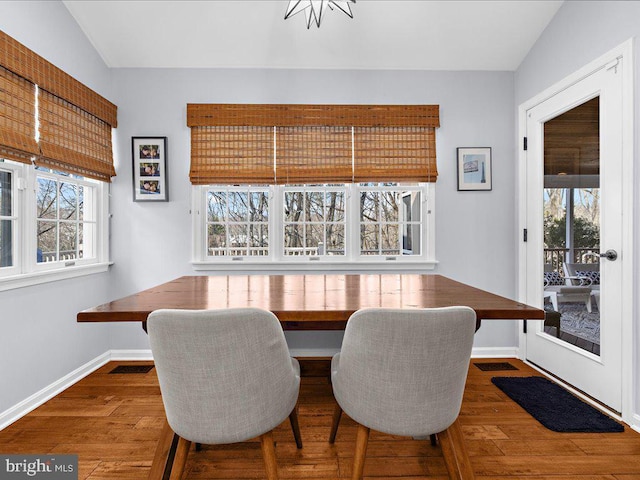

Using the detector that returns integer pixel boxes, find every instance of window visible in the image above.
[283,185,346,257]
[0,164,17,274]
[194,182,434,268]
[206,186,269,257]
[0,32,116,290]
[0,159,109,290]
[188,104,439,270]
[35,168,99,266]
[358,184,422,256]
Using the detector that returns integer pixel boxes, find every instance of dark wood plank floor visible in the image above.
[1,359,639,479]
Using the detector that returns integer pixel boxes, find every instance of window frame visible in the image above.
[32,168,104,271]
[0,161,21,278]
[192,183,436,271]
[0,160,110,291]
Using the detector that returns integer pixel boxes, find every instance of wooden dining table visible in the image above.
[77,274,544,480]
[77,273,544,330]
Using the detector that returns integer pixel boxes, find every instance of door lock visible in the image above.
[600,249,618,261]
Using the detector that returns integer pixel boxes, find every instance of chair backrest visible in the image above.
[564,262,600,285]
[147,308,299,445]
[544,264,566,286]
[332,307,476,437]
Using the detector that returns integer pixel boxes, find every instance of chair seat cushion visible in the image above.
[545,286,591,294]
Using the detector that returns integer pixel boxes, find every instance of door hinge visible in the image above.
[523,137,528,151]
[523,228,528,242]
[523,320,527,334]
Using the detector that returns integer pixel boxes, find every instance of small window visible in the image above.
[358,184,422,256]
[206,187,270,257]
[33,168,102,269]
[283,186,346,257]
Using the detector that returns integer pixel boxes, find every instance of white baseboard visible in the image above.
[471,347,519,358]
[289,348,340,358]
[0,351,111,431]
[110,349,153,361]
[631,414,640,433]
[288,347,519,359]
[0,350,155,431]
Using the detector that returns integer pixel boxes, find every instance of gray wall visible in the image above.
[0,1,113,412]
[108,68,518,352]
[515,1,639,417]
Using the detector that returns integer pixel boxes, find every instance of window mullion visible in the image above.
[348,184,358,262]
[24,166,37,272]
[271,185,282,262]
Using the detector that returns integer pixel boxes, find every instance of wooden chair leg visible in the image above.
[351,424,370,480]
[148,419,179,480]
[289,406,303,449]
[260,430,279,480]
[168,436,192,480]
[438,418,475,480]
[328,403,343,444]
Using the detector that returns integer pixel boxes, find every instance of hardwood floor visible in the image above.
[1,359,640,479]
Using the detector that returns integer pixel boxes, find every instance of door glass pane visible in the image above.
[543,97,600,354]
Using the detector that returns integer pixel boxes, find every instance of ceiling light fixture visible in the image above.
[285,0,356,29]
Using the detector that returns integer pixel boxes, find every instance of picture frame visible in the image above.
[132,137,168,201]
[457,147,492,191]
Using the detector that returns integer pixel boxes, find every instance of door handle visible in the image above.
[600,249,618,261]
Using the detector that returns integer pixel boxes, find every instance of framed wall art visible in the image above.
[132,137,168,201]
[457,147,492,191]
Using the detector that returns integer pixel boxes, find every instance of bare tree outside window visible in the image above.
[207,188,269,256]
[543,187,600,268]
[36,173,86,263]
[202,183,426,262]
[360,187,421,256]
[284,188,345,256]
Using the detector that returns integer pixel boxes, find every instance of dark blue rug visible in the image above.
[491,376,624,433]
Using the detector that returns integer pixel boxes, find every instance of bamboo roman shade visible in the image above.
[354,127,437,182]
[187,104,439,185]
[0,30,117,181]
[190,126,275,184]
[37,90,115,181]
[275,126,353,184]
[0,66,39,164]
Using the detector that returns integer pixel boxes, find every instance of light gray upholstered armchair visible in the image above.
[147,308,302,480]
[329,307,477,480]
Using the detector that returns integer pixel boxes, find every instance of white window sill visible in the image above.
[192,260,438,273]
[0,262,110,292]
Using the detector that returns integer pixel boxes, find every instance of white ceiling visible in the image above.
[62,0,563,71]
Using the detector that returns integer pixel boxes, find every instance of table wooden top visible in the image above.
[77,274,543,330]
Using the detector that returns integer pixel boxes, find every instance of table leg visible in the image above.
[148,418,179,480]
